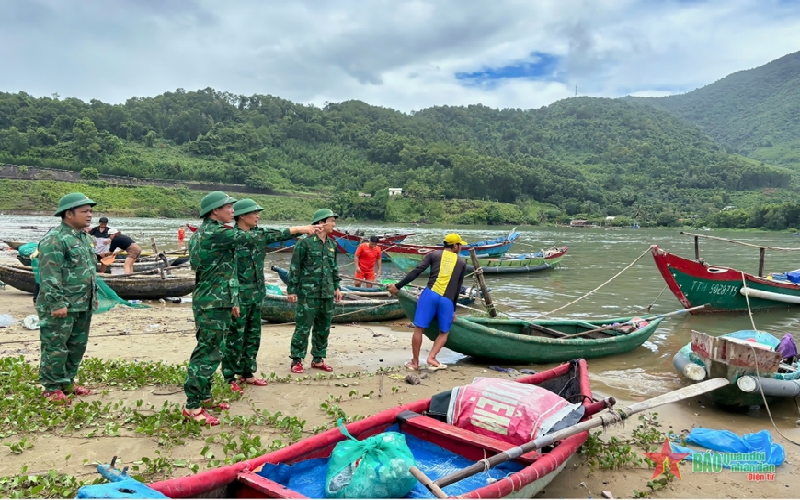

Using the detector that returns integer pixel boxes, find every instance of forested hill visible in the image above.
[626,51,800,169]
[0,89,792,222]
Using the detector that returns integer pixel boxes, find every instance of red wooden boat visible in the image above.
[149,360,610,499]
[330,229,413,254]
[651,245,800,313]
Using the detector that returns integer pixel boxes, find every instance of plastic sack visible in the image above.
[671,428,785,468]
[17,242,38,258]
[786,270,800,284]
[448,377,584,446]
[325,419,417,499]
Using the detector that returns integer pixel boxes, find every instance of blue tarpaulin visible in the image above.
[670,428,785,468]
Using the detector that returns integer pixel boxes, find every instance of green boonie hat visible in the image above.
[312,208,338,224]
[233,198,264,217]
[199,191,237,218]
[55,192,97,216]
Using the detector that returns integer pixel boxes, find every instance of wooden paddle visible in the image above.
[413,377,729,497]
[555,303,710,340]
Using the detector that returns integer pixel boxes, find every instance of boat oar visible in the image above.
[556,303,710,340]
[413,377,729,497]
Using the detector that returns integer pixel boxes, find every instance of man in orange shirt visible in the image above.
[354,236,382,287]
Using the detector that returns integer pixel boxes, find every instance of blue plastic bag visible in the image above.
[325,419,417,498]
[671,428,784,468]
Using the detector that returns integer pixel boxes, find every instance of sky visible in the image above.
[1,0,799,112]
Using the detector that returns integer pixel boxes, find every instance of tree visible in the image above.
[80,167,99,180]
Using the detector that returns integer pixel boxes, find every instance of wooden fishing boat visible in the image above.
[396,289,663,363]
[186,223,296,252]
[15,254,189,271]
[383,234,522,272]
[270,265,480,305]
[673,330,800,408]
[132,359,607,499]
[0,264,194,300]
[651,245,800,313]
[331,229,413,256]
[389,247,568,274]
[261,292,406,323]
[3,240,27,250]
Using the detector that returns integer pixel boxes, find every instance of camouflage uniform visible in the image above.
[222,226,294,382]
[288,234,341,362]
[184,219,260,409]
[36,222,98,392]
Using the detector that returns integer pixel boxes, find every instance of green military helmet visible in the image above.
[54,192,97,216]
[311,208,338,224]
[199,191,237,217]
[233,198,264,217]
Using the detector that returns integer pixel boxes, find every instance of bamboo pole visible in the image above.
[416,378,729,492]
[469,248,497,318]
[694,235,700,260]
[758,247,765,277]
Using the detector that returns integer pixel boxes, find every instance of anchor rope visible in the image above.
[533,246,652,318]
[740,271,800,447]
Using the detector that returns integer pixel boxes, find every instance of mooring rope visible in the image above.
[533,246,652,318]
[740,271,800,447]
[644,284,669,312]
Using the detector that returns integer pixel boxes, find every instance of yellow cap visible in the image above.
[443,233,468,246]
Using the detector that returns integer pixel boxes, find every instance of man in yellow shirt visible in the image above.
[388,234,467,371]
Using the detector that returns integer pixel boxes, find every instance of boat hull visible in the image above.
[397,290,663,363]
[651,245,800,313]
[148,360,596,499]
[331,230,412,256]
[260,293,407,323]
[0,264,194,300]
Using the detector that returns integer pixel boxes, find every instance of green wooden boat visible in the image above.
[387,248,568,274]
[396,290,664,363]
[261,293,407,323]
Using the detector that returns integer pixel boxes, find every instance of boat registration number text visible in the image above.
[689,281,739,296]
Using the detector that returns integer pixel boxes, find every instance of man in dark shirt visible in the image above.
[89,217,109,238]
[107,228,142,274]
[388,233,467,371]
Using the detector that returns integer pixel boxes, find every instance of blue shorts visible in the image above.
[414,287,455,333]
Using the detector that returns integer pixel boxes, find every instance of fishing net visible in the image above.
[31,259,150,314]
[96,276,150,313]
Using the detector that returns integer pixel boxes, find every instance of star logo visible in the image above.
[644,438,691,479]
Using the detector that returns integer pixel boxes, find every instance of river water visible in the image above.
[4,215,800,421]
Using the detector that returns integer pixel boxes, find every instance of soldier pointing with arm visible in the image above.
[37,193,99,403]
[183,192,317,425]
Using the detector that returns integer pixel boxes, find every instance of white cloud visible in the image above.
[0,0,798,111]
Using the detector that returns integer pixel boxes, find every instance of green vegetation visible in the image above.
[626,50,800,170]
[0,83,798,227]
[0,355,399,497]
[0,179,323,220]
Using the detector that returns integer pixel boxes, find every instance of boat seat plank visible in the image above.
[235,472,309,498]
[399,411,542,463]
[691,330,782,374]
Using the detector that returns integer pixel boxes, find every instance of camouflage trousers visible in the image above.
[290,297,334,362]
[221,303,262,382]
[184,306,232,409]
[38,310,93,391]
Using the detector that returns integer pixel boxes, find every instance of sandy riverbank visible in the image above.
[1,255,800,497]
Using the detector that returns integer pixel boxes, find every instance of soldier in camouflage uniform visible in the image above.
[183,192,317,425]
[221,198,320,391]
[287,209,343,374]
[37,193,98,403]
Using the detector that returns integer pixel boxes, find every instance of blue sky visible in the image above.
[0,0,799,111]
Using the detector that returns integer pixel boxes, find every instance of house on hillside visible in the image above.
[388,188,403,196]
